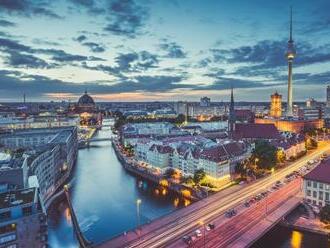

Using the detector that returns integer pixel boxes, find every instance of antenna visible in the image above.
[289,6,293,42]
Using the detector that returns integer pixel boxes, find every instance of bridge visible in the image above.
[95,143,330,248]
[64,185,93,248]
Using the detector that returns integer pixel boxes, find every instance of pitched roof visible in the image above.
[233,123,279,140]
[304,160,330,184]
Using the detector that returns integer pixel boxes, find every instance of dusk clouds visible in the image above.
[0,0,329,101]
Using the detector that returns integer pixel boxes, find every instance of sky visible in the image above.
[0,0,330,102]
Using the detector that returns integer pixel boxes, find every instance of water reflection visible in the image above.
[290,230,302,248]
[252,225,328,248]
[48,123,189,248]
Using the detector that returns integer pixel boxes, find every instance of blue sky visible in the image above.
[0,0,330,102]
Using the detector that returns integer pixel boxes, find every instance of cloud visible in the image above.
[103,0,149,38]
[0,37,104,66]
[3,50,52,68]
[74,35,105,53]
[159,39,186,58]
[0,0,61,19]
[0,19,16,27]
[0,69,189,100]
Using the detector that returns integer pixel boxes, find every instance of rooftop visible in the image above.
[0,188,36,209]
[234,123,280,140]
[304,159,330,184]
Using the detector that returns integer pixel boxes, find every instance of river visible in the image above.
[48,120,328,248]
[48,121,189,248]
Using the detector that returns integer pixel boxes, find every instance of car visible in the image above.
[195,229,202,237]
[182,236,192,244]
[207,223,215,230]
[206,225,211,231]
[244,201,250,207]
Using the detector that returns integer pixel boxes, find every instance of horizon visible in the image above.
[0,0,330,102]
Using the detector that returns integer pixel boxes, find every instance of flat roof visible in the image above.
[0,188,36,209]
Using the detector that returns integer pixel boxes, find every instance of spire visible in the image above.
[229,85,236,133]
[289,6,293,42]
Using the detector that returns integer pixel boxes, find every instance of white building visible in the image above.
[303,161,330,206]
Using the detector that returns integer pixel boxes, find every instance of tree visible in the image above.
[320,205,330,224]
[276,149,286,164]
[193,169,206,185]
[164,168,176,178]
[175,114,186,125]
[235,162,247,178]
[252,140,277,170]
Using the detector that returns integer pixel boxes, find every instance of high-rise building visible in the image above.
[286,7,296,117]
[326,86,330,107]
[270,92,282,118]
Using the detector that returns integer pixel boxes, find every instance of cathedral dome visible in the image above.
[78,91,94,105]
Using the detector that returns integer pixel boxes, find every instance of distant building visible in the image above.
[327,86,330,108]
[303,160,330,206]
[270,92,282,118]
[298,107,323,120]
[0,188,47,248]
[69,91,102,127]
[233,123,280,141]
[255,118,324,133]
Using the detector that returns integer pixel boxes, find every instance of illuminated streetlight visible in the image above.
[136,199,142,234]
[199,220,206,248]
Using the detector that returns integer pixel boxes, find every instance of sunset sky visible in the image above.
[0,0,330,102]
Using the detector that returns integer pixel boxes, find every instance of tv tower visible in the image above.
[286,6,296,117]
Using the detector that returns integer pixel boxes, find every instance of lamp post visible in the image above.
[136,199,142,234]
[199,220,206,248]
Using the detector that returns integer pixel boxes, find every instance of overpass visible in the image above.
[95,143,330,248]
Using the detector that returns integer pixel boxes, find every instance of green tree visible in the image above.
[164,168,176,178]
[320,205,330,224]
[235,162,247,178]
[193,169,206,185]
[252,140,277,170]
[175,114,186,125]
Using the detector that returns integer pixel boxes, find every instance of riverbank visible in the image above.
[111,138,202,201]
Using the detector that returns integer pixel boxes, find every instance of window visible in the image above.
[22,206,32,216]
[313,191,317,198]
[326,192,329,201]
[320,183,324,189]
[313,182,317,188]
[0,211,11,221]
[307,190,311,196]
[0,234,16,245]
[307,181,311,187]
[319,191,323,200]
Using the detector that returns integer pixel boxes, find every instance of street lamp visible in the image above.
[136,199,142,234]
[199,220,206,248]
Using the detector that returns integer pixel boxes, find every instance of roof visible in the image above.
[0,188,36,209]
[304,160,330,184]
[233,123,279,140]
[78,91,95,105]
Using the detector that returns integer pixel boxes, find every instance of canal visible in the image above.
[48,121,189,248]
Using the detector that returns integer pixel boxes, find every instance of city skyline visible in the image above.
[0,0,330,102]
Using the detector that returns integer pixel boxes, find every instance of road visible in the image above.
[175,178,301,248]
[97,142,330,248]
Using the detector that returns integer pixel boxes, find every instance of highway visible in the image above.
[123,142,330,248]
